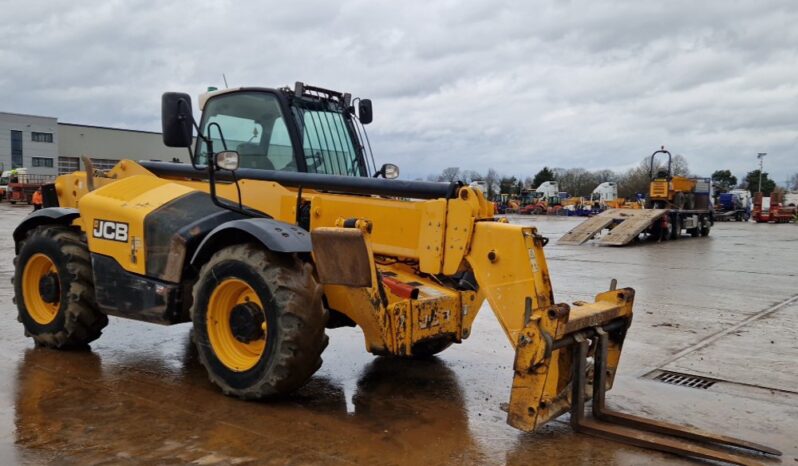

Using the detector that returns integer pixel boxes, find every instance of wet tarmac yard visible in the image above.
[0,203,796,465]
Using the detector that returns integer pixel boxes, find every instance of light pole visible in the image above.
[757,153,767,193]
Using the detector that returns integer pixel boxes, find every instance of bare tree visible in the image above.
[617,159,652,198]
[671,154,690,176]
[649,153,690,177]
[593,169,618,182]
[484,168,500,199]
[438,167,461,182]
[789,173,798,191]
[460,170,482,184]
[523,176,534,189]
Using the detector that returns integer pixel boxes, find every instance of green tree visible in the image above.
[532,167,556,188]
[711,170,738,192]
[499,176,520,195]
[744,170,776,195]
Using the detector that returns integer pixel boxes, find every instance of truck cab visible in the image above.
[590,182,618,203]
[535,181,559,199]
[0,168,28,199]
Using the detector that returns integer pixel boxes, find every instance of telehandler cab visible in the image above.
[13,83,778,464]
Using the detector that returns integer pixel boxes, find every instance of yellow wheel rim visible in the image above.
[22,253,61,325]
[207,278,267,372]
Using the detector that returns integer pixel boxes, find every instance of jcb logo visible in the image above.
[92,219,129,242]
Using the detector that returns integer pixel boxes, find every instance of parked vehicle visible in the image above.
[6,173,56,204]
[715,189,751,221]
[0,168,28,200]
[560,148,714,246]
[753,192,796,223]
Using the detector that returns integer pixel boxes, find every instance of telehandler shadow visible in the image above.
[13,333,486,463]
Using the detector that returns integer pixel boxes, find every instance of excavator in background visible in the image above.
[11,84,777,464]
[559,148,714,246]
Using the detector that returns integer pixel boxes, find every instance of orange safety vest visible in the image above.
[32,191,43,205]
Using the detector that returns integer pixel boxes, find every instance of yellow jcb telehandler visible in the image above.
[12,83,777,464]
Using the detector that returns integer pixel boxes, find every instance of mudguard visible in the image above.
[13,208,80,253]
[190,218,312,267]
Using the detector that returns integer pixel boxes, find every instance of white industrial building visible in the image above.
[0,111,190,176]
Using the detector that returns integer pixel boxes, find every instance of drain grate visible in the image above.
[654,371,716,390]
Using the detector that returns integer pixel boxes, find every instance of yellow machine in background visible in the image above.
[11,84,777,463]
[648,147,698,210]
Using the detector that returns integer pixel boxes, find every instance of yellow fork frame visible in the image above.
[464,221,635,431]
[314,219,634,432]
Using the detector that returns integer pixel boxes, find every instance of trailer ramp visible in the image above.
[558,209,668,246]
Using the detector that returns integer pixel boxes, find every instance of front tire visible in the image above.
[191,244,328,398]
[13,226,107,348]
[700,216,711,237]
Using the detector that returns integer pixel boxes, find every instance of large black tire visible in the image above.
[410,336,455,358]
[686,193,696,210]
[673,192,686,210]
[13,226,107,348]
[670,215,681,240]
[191,244,328,398]
[700,216,711,237]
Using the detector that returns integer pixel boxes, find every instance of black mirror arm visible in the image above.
[203,122,268,220]
[175,97,203,171]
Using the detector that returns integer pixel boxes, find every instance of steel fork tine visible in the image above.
[569,330,780,465]
[592,332,781,457]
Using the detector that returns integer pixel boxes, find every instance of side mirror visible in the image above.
[162,92,194,147]
[376,163,399,179]
[215,151,240,171]
[358,99,373,125]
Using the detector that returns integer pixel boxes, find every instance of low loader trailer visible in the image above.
[753,192,796,224]
[559,148,713,246]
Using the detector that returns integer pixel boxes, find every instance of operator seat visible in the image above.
[236,142,274,170]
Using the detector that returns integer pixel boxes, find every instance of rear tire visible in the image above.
[191,244,328,398]
[670,215,681,240]
[673,192,686,210]
[13,226,107,348]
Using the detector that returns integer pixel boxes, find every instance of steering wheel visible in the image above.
[306,152,324,170]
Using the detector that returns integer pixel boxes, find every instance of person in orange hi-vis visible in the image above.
[31,188,43,211]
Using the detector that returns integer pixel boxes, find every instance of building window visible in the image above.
[57,157,119,175]
[31,132,54,143]
[58,156,80,175]
[32,157,54,168]
[90,158,119,171]
[10,130,23,168]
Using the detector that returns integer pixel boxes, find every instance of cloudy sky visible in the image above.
[1,0,796,182]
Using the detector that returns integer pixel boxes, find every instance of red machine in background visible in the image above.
[753,192,796,223]
[5,174,56,204]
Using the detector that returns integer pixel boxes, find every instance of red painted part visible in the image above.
[752,205,796,223]
[381,276,419,300]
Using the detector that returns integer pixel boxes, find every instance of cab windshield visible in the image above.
[292,102,366,177]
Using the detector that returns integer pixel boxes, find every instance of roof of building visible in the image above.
[58,122,163,136]
[0,110,57,120]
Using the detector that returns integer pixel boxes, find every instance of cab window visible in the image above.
[198,92,297,171]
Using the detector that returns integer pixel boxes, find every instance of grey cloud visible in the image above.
[1,0,796,182]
